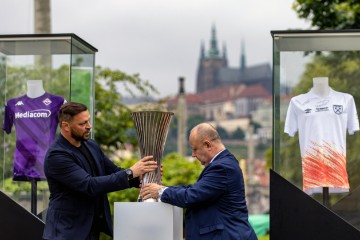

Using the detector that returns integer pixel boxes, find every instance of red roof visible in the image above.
[165,84,271,105]
[238,84,270,98]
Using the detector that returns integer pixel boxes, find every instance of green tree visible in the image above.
[187,114,206,135]
[182,114,205,142]
[164,114,206,156]
[232,127,245,140]
[252,121,262,134]
[216,126,229,139]
[106,153,203,206]
[161,153,203,186]
[94,66,160,152]
[293,0,360,29]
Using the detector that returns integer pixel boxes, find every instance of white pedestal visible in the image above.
[114,202,183,240]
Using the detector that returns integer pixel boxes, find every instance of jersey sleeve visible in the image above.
[284,99,298,137]
[347,95,359,135]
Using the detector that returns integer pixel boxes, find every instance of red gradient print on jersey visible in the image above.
[302,140,349,192]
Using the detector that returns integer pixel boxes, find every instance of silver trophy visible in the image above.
[131,111,174,202]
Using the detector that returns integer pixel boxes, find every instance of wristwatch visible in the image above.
[125,168,133,180]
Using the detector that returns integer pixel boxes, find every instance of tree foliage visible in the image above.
[93,66,160,152]
[164,114,206,156]
[232,127,246,140]
[105,152,203,208]
[293,0,360,29]
[216,126,229,139]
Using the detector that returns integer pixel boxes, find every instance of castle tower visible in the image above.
[196,25,227,93]
[240,39,246,72]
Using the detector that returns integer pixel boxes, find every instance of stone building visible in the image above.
[196,25,272,94]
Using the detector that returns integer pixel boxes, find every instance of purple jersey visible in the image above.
[2,92,65,181]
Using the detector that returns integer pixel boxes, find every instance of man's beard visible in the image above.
[71,129,90,142]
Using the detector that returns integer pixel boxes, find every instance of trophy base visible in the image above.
[114,202,183,240]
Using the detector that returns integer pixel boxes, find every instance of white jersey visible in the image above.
[284,88,359,195]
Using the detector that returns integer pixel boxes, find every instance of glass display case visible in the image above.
[272,30,360,230]
[0,34,97,216]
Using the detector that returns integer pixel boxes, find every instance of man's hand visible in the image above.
[140,183,163,200]
[138,164,163,189]
[130,156,157,178]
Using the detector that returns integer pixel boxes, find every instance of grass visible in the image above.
[258,234,269,240]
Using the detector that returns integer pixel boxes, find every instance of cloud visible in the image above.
[0,0,309,97]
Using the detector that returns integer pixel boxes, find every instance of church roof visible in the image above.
[240,63,272,81]
[198,84,245,104]
[217,63,272,84]
[217,67,239,83]
[237,84,270,98]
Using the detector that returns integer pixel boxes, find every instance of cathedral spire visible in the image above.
[208,24,220,58]
[222,42,228,66]
[240,38,246,72]
[200,40,205,60]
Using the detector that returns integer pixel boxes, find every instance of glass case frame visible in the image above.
[271,30,360,230]
[0,33,97,215]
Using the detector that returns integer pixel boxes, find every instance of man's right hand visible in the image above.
[140,183,163,200]
[130,156,157,178]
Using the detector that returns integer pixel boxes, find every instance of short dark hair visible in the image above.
[59,102,88,124]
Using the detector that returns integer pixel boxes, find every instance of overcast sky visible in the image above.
[1,0,310,98]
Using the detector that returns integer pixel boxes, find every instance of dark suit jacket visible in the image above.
[43,134,139,240]
[161,149,257,240]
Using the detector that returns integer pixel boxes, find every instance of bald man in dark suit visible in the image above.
[141,123,257,240]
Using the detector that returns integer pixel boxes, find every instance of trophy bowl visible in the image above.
[131,111,174,202]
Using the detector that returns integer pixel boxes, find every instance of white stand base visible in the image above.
[114,202,183,240]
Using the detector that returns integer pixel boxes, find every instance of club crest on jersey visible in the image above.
[333,105,343,115]
[43,98,52,106]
